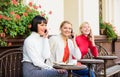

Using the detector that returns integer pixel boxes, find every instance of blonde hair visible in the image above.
[79,22,92,39]
[60,21,72,29]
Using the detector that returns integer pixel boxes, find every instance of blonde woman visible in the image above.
[47,21,81,66]
[75,22,98,58]
[73,22,98,77]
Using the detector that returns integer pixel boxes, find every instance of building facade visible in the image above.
[23,0,120,36]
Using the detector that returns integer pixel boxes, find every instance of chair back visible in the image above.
[0,47,23,77]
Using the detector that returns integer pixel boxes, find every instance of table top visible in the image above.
[53,64,87,70]
[95,55,118,60]
[78,59,104,64]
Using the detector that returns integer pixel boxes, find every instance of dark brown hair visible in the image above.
[31,15,47,32]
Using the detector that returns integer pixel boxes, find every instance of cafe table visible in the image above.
[78,59,104,77]
[53,64,87,77]
[95,55,118,77]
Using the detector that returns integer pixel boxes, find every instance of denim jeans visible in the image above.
[72,68,95,77]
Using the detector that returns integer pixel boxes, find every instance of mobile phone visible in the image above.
[44,29,47,33]
[71,29,74,38]
[88,31,92,39]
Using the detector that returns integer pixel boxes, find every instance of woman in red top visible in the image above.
[76,22,98,58]
[73,22,98,77]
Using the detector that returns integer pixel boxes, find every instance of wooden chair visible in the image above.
[83,44,120,77]
[94,44,109,74]
[73,44,108,77]
[83,44,109,59]
[0,47,23,77]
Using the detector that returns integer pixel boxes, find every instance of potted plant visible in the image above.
[99,17,106,35]
[0,0,50,46]
[100,22,118,41]
[100,21,106,35]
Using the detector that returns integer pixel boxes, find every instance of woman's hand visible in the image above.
[71,34,79,49]
[43,29,48,38]
[56,69,67,74]
[89,32,95,46]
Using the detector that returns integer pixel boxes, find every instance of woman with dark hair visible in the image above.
[22,15,68,77]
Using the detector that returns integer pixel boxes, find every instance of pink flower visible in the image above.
[12,0,18,5]
[0,33,6,38]
[15,14,20,19]
[10,11,15,15]
[29,2,33,7]
[8,42,12,46]
[39,5,42,8]
[28,24,32,28]
[3,16,10,20]
[33,5,38,9]
[0,15,2,19]
[41,13,45,17]
[23,12,28,16]
[49,11,52,15]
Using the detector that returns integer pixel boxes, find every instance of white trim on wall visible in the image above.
[78,0,99,35]
[102,0,120,35]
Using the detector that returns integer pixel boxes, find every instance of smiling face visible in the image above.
[60,21,72,37]
[31,15,47,35]
[80,22,91,36]
[37,22,47,35]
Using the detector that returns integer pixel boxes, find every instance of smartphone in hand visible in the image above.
[71,29,74,38]
[43,29,48,38]
[88,30,92,39]
[44,29,47,33]
[69,29,74,39]
[40,29,48,37]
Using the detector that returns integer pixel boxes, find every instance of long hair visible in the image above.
[79,22,92,39]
